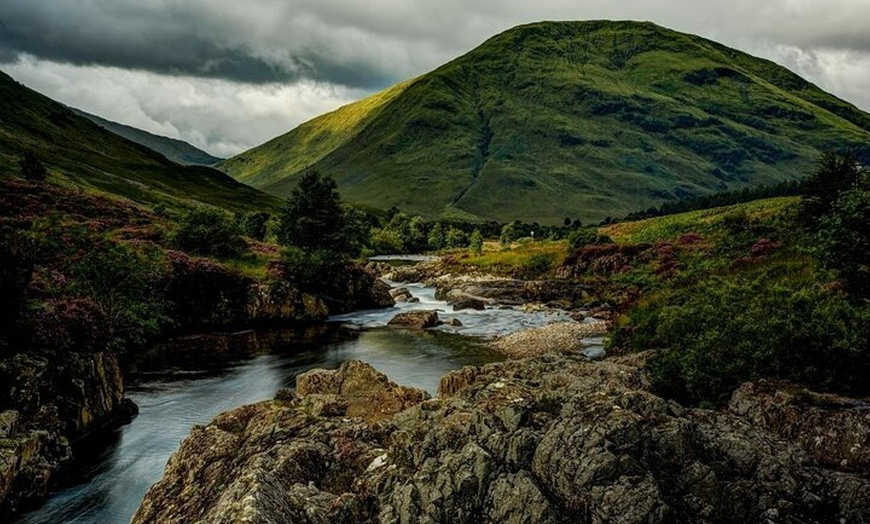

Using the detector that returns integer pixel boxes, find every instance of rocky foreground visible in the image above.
[133,355,869,524]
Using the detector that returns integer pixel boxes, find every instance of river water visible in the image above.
[14,282,581,524]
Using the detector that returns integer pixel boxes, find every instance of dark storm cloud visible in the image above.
[2,0,868,156]
[0,0,396,88]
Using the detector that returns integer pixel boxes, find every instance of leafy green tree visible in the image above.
[499,222,518,249]
[817,175,870,297]
[278,171,360,257]
[170,207,246,257]
[801,151,860,223]
[428,223,445,250]
[445,226,468,248]
[20,151,47,182]
[567,227,613,250]
[469,228,483,254]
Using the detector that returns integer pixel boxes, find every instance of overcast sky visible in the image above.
[1,0,868,157]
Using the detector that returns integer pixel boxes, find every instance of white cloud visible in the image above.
[1,0,868,157]
[5,57,363,157]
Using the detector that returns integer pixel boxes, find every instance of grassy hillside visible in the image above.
[222,21,870,224]
[72,108,223,166]
[0,70,280,213]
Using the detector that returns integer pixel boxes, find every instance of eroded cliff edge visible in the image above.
[133,355,869,523]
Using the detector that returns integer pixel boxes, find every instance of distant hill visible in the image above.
[71,108,222,166]
[220,20,870,224]
[0,70,279,213]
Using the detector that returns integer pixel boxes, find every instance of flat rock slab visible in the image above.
[490,321,608,359]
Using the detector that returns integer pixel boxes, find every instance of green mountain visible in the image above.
[221,20,870,224]
[71,108,223,166]
[0,70,279,213]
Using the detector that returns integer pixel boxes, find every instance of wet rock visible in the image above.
[296,360,430,424]
[451,295,486,311]
[387,310,440,329]
[447,318,463,327]
[389,286,411,298]
[134,356,870,524]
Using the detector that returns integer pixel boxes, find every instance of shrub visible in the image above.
[567,227,613,250]
[19,151,47,182]
[469,228,483,254]
[639,276,870,405]
[170,207,246,257]
[240,211,271,241]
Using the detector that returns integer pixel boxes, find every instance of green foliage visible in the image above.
[816,175,870,297]
[643,276,870,405]
[445,227,468,248]
[0,227,34,352]
[170,206,246,258]
[277,171,363,258]
[428,223,445,250]
[19,151,47,181]
[221,21,870,225]
[240,211,270,241]
[499,222,517,248]
[567,227,613,250]
[469,228,483,254]
[801,151,861,223]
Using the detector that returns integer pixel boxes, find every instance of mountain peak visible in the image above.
[220,21,870,224]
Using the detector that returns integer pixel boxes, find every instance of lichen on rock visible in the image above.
[133,355,870,524]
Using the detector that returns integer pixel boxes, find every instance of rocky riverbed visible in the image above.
[132,354,870,524]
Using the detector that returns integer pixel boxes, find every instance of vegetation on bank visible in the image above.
[598,153,870,406]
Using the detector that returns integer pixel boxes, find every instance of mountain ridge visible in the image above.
[71,108,223,166]
[0,70,279,213]
[221,20,870,224]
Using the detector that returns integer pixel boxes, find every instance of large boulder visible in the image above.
[296,360,430,424]
[387,310,440,329]
[489,321,608,359]
[133,355,870,524]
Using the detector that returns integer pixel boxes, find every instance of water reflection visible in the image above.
[14,326,499,524]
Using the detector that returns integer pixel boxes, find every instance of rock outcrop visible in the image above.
[133,355,870,524]
[0,351,136,514]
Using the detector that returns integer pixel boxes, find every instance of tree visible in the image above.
[499,222,518,249]
[817,175,870,297]
[445,227,468,249]
[20,151,47,182]
[802,151,860,223]
[277,171,359,257]
[428,223,445,250]
[469,228,483,254]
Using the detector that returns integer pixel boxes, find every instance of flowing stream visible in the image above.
[14,281,583,524]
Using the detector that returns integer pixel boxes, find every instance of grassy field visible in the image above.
[221,21,870,225]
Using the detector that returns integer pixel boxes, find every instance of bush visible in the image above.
[567,227,613,250]
[240,211,270,241]
[638,276,870,405]
[170,207,246,257]
[469,228,483,254]
[19,151,47,182]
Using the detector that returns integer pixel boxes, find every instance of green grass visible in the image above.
[220,21,870,225]
[601,196,799,244]
[0,70,281,215]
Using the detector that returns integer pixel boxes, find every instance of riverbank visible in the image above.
[132,354,870,523]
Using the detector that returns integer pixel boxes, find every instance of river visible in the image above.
[13,282,580,524]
